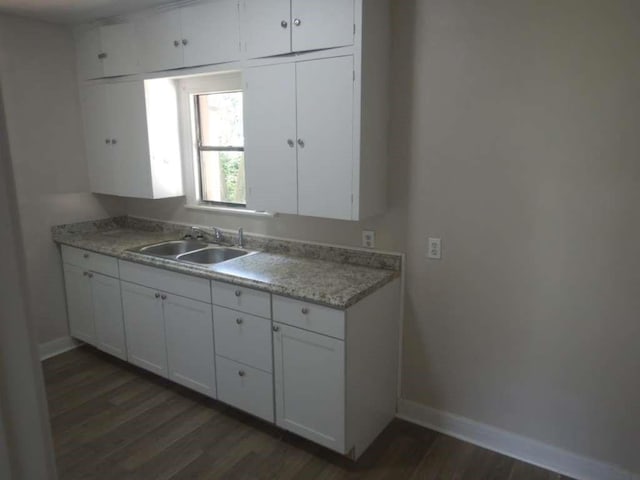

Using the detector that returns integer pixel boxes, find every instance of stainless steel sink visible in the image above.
[130,240,256,266]
[177,247,251,265]
[139,240,209,257]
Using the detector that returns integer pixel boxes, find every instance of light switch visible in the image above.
[427,237,441,259]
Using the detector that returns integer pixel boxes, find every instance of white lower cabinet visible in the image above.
[121,282,167,377]
[63,261,126,360]
[91,273,127,360]
[63,264,97,345]
[216,356,274,422]
[62,248,400,459]
[165,295,216,398]
[273,322,345,452]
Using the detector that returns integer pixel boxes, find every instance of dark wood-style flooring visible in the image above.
[43,347,573,480]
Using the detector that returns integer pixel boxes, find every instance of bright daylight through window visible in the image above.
[195,91,245,206]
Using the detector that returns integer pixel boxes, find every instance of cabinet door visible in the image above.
[75,27,103,80]
[241,0,291,59]
[273,323,345,453]
[136,9,183,72]
[121,282,167,377]
[181,0,240,68]
[63,264,96,345]
[91,273,126,361]
[291,0,354,53]
[100,23,139,77]
[244,63,298,214]
[164,294,216,398]
[80,84,114,195]
[105,82,153,198]
[296,56,354,220]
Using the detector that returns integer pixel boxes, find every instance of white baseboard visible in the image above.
[39,337,82,361]
[397,398,637,480]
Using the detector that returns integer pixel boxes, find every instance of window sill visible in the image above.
[185,203,276,218]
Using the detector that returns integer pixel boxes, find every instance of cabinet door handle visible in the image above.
[287,139,295,148]
[173,40,180,47]
[294,18,301,27]
[297,139,305,148]
[83,253,90,259]
[161,294,167,300]
[281,20,288,28]
[182,39,189,46]
[272,325,280,332]
[236,318,243,325]
[98,52,107,60]
[83,271,88,277]
[155,293,161,299]
[105,138,111,145]
[234,289,242,297]
[301,307,309,315]
[238,370,246,377]
[88,273,94,279]
[111,138,117,145]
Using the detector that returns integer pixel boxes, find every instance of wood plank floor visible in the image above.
[43,347,573,480]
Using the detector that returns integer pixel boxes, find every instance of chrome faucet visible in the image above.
[189,227,205,240]
[212,227,222,243]
[238,228,245,248]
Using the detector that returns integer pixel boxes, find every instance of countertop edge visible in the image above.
[53,237,400,310]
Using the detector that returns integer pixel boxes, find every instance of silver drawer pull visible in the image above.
[281,20,288,28]
[272,325,280,332]
[83,253,90,259]
[294,18,301,26]
[88,273,93,279]
[83,271,88,277]
[301,307,309,315]
[236,318,243,325]
[234,290,242,297]
[238,370,246,377]
[155,293,161,299]
[161,294,167,300]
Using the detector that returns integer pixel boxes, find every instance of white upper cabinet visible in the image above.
[241,0,354,59]
[241,0,291,59]
[136,9,183,72]
[290,0,355,53]
[181,0,241,67]
[296,56,354,220]
[137,1,241,72]
[245,55,354,220]
[80,79,183,199]
[75,23,139,80]
[244,63,298,214]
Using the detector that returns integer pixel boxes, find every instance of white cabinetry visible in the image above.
[75,23,139,80]
[121,282,166,376]
[165,295,216,397]
[273,322,345,452]
[120,261,216,397]
[61,247,126,360]
[272,279,400,458]
[80,80,183,199]
[245,56,354,219]
[136,0,240,73]
[241,0,354,59]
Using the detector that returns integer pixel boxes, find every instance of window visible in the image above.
[194,90,245,206]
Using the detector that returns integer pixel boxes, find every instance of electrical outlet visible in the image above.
[427,237,441,259]
[362,230,376,249]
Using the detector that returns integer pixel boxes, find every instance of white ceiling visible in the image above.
[0,0,175,24]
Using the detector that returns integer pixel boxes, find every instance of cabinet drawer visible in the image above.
[119,261,211,303]
[212,281,271,318]
[272,296,345,340]
[61,245,119,278]
[213,305,272,372]
[216,356,274,422]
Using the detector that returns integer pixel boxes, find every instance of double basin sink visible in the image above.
[130,240,256,267]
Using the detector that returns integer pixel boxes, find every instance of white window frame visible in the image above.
[178,71,273,217]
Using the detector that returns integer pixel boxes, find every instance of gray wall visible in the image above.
[0,15,123,346]
[122,0,640,474]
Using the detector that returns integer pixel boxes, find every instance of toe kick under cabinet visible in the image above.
[60,248,400,459]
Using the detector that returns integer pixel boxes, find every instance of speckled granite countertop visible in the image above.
[52,218,401,309]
